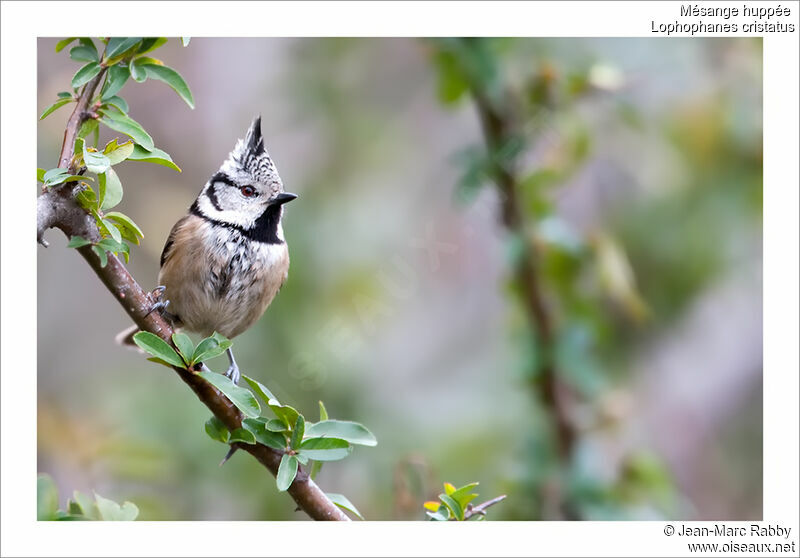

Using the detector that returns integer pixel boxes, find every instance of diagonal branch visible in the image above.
[37,64,348,522]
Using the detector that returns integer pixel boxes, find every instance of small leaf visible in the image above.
[96,237,128,255]
[103,95,129,114]
[129,58,148,82]
[67,235,92,248]
[104,211,144,243]
[204,416,229,443]
[449,482,480,509]
[39,98,73,120]
[57,91,73,99]
[99,167,122,211]
[241,374,278,404]
[104,140,135,165]
[181,37,191,47]
[270,404,300,430]
[37,168,46,182]
[37,474,59,520]
[192,335,232,364]
[439,494,463,521]
[141,63,194,109]
[94,492,139,521]
[137,37,168,56]
[73,491,97,519]
[298,437,352,461]
[229,428,256,444]
[83,143,111,174]
[98,110,154,150]
[127,144,181,171]
[197,370,260,418]
[265,418,287,432]
[69,45,99,63]
[172,333,194,363]
[276,454,298,492]
[318,400,329,421]
[423,501,441,512]
[105,37,142,61]
[304,420,377,447]
[444,482,456,496]
[326,493,364,520]
[101,219,122,244]
[132,331,185,367]
[71,62,102,89]
[426,507,450,521]
[55,37,78,52]
[101,65,130,100]
[92,245,108,267]
[290,414,305,449]
[241,418,287,450]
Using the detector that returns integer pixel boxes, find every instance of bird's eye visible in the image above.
[240,185,256,197]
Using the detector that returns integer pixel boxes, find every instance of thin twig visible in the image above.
[462,494,507,520]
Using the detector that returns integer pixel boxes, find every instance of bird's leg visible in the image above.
[224,347,241,385]
[145,285,176,322]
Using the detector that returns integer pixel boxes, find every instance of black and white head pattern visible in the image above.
[193,116,286,232]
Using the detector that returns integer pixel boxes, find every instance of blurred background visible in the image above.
[37,37,762,521]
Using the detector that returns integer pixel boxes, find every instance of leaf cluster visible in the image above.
[131,331,376,519]
[37,474,139,521]
[423,481,486,521]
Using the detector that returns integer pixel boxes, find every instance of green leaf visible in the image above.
[304,420,377,447]
[191,335,232,364]
[297,437,352,461]
[67,235,92,248]
[37,168,46,182]
[94,492,139,521]
[39,98,73,120]
[103,95,129,114]
[444,482,456,495]
[83,143,111,175]
[74,184,97,211]
[229,428,256,444]
[76,119,99,147]
[104,139,135,165]
[204,416,229,443]
[439,493,463,521]
[73,491,97,519]
[91,245,108,267]
[141,63,194,109]
[101,219,122,244]
[265,418,287,432]
[132,331,185,367]
[137,37,168,56]
[55,37,78,52]
[290,414,305,449]
[197,370,260,418]
[426,506,450,521]
[127,144,181,171]
[69,44,99,63]
[42,168,68,186]
[67,499,84,517]
[57,91,73,99]
[104,211,144,243]
[71,62,102,90]
[326,493,364,520]
[271,404,300,430]
[318,400,329,421]
[276,454,298,492]
[449,482,480,509]
[241,374,278,404]
[181,37,191,47]
[129,58,148,82]
[241,418,287,450]
[37,474,59,520]
[171,333,194,364]
[98,167,122,211]
[96,238,128,256]
[98,110,154,150]
[105,37,142,61]
[101,65,130,100]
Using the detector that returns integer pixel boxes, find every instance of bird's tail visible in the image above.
[115,324,142,349]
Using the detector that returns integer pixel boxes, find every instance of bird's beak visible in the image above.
[270,192,298,206]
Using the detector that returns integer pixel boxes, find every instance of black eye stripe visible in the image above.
[210,172,237,188]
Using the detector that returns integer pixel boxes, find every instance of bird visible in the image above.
[117,116,296,385]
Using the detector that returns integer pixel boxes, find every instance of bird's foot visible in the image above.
[224,361,241,386]
[145,286,175,321]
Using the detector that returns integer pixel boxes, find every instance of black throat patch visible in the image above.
[190,200,284,245]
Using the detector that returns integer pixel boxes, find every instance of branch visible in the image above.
[469,88,576,461]
[37,69,349,522]
[463,494,507,520]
